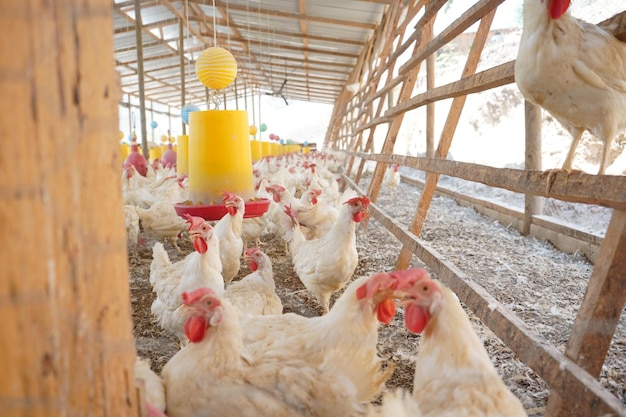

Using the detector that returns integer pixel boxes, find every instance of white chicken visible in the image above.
[134,357,166,413]
[150,214,223,344]
[295,188,339,239]
[135,201,188,253]
[225,247,283,316]
[161,287,362,417]
[213,192,245,284]
[123,205,140,256]
[383,164,401,195]
[515,0,626,174]
[239,272,404,403]
[285,192,370,313]
[389,268,527,417]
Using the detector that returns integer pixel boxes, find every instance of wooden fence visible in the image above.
[324,1,626,416]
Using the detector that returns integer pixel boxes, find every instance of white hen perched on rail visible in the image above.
[515,0,626,175]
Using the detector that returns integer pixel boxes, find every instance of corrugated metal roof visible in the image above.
[113,0,390,109]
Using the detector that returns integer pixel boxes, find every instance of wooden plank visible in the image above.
[545,209,626,417]
[401,174,602,262]
[523,101,543,235]
[387,60,515,117]
[426,18,435,157]
[399,0,506,74]
[1,1,139,416]
[342,174,626,417]
[352,152,626,210]
[397,9,496,270]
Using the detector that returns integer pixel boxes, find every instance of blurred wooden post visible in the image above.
[134,0,149,159]
[545,209,626,417]
[426,20,435,158]
[1,1,140,417]
[523,101,543,235]
[179,18,187,134]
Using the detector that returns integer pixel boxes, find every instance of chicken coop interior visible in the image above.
[3,0,626,416]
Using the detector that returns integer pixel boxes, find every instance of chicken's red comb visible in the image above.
[266,184,286,193]
[182,287,216,305]
[344,195,371,206]
[284,204,297,219]
[245,247,260,257]
[183,214,205,230]
[390,268,431,291]
[356,272,395,301]
[222,191,237,202]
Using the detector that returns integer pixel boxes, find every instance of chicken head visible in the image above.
[343,195,370,222]
[222,192,244,216]
[393,269,443,334]
[244,247,264,271]
[266,184,286,203]
[184,214,213,254]
[181,288,224,343]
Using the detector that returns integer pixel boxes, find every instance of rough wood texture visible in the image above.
[396,9,496,270]
[545,210,626,417]
[0,2,139,416]
[343,175,626,417]
[352,152,626,210]
[523,101,543,235]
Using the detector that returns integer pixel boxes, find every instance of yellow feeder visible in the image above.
[250,140,262,162]
[261,141,271,158]
[189,110,254,204]
[177,135,189,175]
[149,146,162,162]
[119,143,130,165]
[302,146,311,154]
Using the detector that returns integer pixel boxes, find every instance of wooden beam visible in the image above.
[134,0,149,158]
[396,9,496,270]
[351,152,626,210]
[545,209,626,417]
[387,60,514,117]
[342,175,626,417]
[1,0,140,416]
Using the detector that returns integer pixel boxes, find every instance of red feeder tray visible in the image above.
[174,198,270,221]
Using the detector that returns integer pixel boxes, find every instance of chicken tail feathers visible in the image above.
[150,242,171,284]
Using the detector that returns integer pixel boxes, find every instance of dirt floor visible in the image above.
[130,175,625,416]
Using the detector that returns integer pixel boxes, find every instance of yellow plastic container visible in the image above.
[189,110,254,204]
[149,146,162,162]
[119,143,130,165]
[177,135,189,175]
[261,141,271,158]
[250,140,262,162]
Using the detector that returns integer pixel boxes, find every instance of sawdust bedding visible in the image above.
[130,175,625,416]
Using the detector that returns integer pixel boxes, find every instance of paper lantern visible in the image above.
[249,125,258,135]
[195,47,237,90]
[269,133,276,140]
[150,120,158,129]
[182,103,200,125]
[303,141,309,146]
[259,123,267,132]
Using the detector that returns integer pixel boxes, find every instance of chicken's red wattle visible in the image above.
[376,298,396,324]
[184,315,207,343]
[227,206,237,216]
[249,261,258,271]
[404,303,429,334]
[353,212,365,222]
[193,236,208,254]
[549,0,570,19]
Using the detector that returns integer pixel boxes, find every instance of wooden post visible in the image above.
[523,101,543,235]
[134,0,149,159]
[545,209,626,417]
[179,18,186,135]
[1,1,140,417]
[396,9,496,270]
[426,20,435,158]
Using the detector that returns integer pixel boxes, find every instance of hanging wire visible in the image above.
[212,0,217,47]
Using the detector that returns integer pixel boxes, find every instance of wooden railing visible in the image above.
[324,1,626,416]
